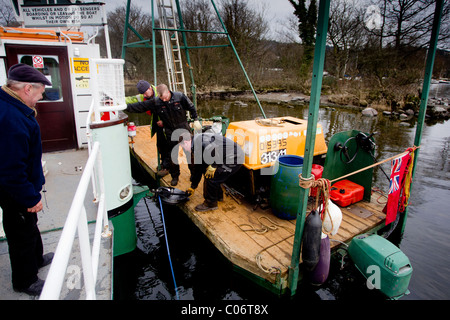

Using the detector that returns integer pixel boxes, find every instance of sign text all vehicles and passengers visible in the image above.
[20,4,105,27]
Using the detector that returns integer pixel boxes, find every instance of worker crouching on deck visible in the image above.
[181,132,244,212]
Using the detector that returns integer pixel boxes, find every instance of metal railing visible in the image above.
[89,58,127,122]
[40,141,111,300]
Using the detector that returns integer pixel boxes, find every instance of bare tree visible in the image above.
[380,0,449,50]
[219,0,268,52]
[105,4,155,78]
[0,0,19,27]
[182,0,216,44]
[327,0,366,78]
[181,0,218,87]
[218,0,270,86]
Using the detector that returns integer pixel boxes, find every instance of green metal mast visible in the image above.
[151,0,157,86]
[287,0,330,296]
[121,0,152,60]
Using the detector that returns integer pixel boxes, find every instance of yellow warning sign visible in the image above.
[72,58,90,73]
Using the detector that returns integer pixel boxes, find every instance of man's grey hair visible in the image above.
[6,79,44,90]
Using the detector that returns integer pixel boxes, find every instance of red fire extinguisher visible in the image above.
[127,122,136,149]
[127,122,136,137]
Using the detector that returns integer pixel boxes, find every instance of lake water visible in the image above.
[115,83,450,301]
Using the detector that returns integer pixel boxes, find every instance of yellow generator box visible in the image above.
[225,116,328,170]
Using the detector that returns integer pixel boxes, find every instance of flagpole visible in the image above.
[400,0,443,235]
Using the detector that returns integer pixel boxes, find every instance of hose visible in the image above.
[129,135,179,298]
[157,195,180,300]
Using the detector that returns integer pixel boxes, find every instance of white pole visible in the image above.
[78,206,96,300]
[102,6,112,59]
[40,142,101,300]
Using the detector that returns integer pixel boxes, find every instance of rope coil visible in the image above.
[239,216,282,234]
[239,216,293,274]
[255,117,285,127]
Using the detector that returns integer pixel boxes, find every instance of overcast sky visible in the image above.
[104,0,296,40]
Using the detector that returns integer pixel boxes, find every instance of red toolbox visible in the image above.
[330,179,364,207]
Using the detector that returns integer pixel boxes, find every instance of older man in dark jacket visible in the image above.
[0,63,54,296]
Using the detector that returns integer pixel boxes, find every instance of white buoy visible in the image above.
[322,200,342,235]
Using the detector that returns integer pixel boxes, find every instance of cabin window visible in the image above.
[18,55,63,102]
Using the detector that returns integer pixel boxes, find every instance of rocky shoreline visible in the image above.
[197,90,450,121]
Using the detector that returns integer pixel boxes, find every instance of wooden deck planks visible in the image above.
[130,126,387,286]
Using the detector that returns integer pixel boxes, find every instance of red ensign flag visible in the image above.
[383,151,412,225]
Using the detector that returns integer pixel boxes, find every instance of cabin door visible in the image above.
[5,45,77,152]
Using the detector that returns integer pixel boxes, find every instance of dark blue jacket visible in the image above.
[0,88,44,208]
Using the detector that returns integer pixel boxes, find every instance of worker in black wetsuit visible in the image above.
[181,133,244,212]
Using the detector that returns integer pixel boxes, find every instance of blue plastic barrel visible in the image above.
[269,155,303,220]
